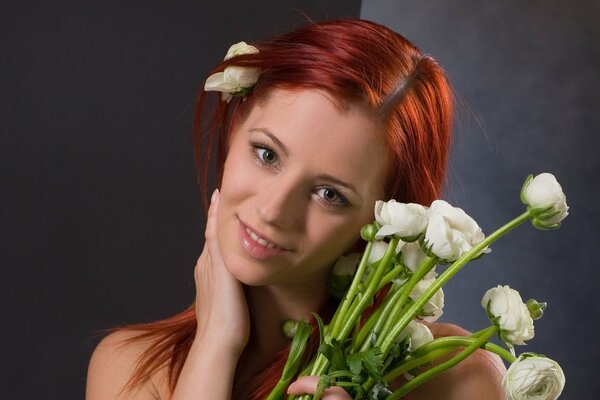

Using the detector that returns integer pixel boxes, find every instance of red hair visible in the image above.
[120,18,453,398]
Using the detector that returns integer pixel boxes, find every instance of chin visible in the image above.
[221,250,284,287]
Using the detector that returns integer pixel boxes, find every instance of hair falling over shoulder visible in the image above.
[120,18,454,398]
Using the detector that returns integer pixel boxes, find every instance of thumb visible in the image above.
[287,376,352,399]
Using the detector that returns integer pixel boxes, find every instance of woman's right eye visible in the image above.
[252,143,278,166]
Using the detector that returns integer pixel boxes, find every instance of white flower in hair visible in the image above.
[204,41,260,102]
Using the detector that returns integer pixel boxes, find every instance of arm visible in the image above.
[87,190,250,400]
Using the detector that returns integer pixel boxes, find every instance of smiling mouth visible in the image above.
[245,227,279,249]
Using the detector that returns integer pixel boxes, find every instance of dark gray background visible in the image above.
[2,0,598,399]
[362,1,599,399]
[0,1,360,398]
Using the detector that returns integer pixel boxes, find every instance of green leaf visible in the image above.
[361,347,384,378]
[312,312,325,347]
[281,320,311,379]
[346,352,363,375]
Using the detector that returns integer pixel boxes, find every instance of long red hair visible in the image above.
[119,18,453,399]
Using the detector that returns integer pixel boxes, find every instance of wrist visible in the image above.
[192,329,246,360]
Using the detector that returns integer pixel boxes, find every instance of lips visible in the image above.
[238,219,290,259]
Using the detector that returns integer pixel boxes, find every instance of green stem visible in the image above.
[360,285,406,351]
[375,257,437,349]
[336,237,400,340]
[382,348,456,384]
[350,298,386,352]
[378,264,404,291]
[385,326,498,400]
[267,379,292,400]
[384,332,515,384]
[306,238,400,395]
[413,336,516,364]
[331,241,374,338]
[379,211,530,358]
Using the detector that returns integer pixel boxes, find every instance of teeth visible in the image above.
[246,228,277,249]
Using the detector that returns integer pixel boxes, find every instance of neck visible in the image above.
[245,279,328,353]
[232,279,330,398]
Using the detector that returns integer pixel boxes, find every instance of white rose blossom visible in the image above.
[424,200,490,262]
[409,277,444,322]
[521,173,569,229]
[482,285,534,345]
[397,320,434,351]
[374,200,428,241]
[204,41,260,102]
[503,354,565,400]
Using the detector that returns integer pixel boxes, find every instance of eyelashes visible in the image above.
[251,140,279,166]
[249,141,350,208]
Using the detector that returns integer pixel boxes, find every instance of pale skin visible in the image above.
[87,89,507,400]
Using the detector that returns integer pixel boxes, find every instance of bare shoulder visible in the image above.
[397,322,507,400]
[86,330,166,400]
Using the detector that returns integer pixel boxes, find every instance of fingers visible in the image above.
[287,376,353,400]
[205,188,220,243]
[204,188,224,272]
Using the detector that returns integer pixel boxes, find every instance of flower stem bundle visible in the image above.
[269,173,568,400]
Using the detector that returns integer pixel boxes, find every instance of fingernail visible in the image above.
[211,189,219,203]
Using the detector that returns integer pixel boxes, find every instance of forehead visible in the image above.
[234,89,389,198]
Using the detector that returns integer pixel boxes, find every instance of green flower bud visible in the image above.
[282,319,299,339]
[361,223,378,241]
[526,298,547,320]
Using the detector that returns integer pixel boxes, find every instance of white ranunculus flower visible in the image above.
[223,41,259,60]
[503,354,565,400]
[401,242,428,271]
[521,173,569,229]
[328,253,361,299]
[374,200,428,241]
[397,320,434,351]
[368,239,405,265]
[332,253,361,278]
[204,41,260,102]
[482,285,534,345]
[424,200,490,262]
[409,277,444,322]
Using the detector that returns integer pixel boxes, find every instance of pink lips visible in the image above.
[238,220,288,259]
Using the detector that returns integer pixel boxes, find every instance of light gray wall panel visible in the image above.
[361,1,599,398]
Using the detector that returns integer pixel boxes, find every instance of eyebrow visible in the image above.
[248,127,362,202]
[249,128,289,157]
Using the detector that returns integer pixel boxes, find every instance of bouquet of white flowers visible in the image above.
[267,173,568,400]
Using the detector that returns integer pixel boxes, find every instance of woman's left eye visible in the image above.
[315,187,348,206]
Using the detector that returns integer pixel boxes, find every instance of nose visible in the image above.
[255,176,306,230]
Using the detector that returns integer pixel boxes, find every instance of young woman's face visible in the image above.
[216,89,388,289]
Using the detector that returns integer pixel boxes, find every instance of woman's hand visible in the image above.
[173,189,250,399]
[194,188,250,355]
[287,376,353,400]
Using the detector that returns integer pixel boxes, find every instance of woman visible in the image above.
[87,19,506,400]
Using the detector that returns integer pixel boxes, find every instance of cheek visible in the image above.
[305,216,364,265]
